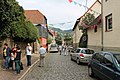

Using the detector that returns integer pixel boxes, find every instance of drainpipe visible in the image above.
[101,0,104,51]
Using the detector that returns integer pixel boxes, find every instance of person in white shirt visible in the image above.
[38,46,46,67]
[26,43,32,67]
[59,46,62,55]
[64,45,68,56]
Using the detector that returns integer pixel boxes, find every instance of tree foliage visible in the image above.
[0,0,39,42]
[47,36,52,44]
[12,21,40,42]
[55,33,62,45]
[79,13,95,32]
[82,13,95,25]
[64,33,72,46]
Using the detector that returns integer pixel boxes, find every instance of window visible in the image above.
[81,50,84,53]
[104,54,113,68]
[114,54,120,67]
[94,25,97,32]
[51,44,57,47]
[114,54,120,62]
[104,54,113,63]
[105,14,112,31]
[76,49,81,53]
[83,49,94,54]
[93,53,103,62]
[92,53,98,60]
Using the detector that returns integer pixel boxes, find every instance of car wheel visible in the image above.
[76,58,80,65]
[88,66,94,77]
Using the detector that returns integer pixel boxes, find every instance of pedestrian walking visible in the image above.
[59,46,62,55]
[66,46,68,55]
[3,43,11,70]
[26,43,32,67]
[10,44,17,70]
[14,45,22,75]
[38,46,46,67]
[64,46,68,56]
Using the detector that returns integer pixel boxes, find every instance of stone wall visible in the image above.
[88,45,120,53]
[0,38,40,60]
[0,38,14,54]
[88,45,102,52]
[103,47,120,52]
[33,41,40,54]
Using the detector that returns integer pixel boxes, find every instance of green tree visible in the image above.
[0,0,13,37]
[0,0,39,42]
[55,33,62,45]
[64,33,72,46]
[47,36,52,44]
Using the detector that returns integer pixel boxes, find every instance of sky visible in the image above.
[16,0,96,30]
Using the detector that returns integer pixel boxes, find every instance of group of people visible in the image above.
[2,43,32,75]
[58,45,68,56]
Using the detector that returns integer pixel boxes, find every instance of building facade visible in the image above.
[24,10,48,48]
[87,0,101,51]
[72,20,83,48]
[87,15,102,51]
[72,0,101,49]
[102,0,120,51]
[72,0,120,52]
[24,10,48,53]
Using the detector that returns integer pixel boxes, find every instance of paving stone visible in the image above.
[23,53,97,80]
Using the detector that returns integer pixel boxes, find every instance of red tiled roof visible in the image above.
[24,10,44,24]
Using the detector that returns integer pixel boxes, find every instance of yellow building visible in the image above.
[72,0,101,50]
[102,0,120,51]
[72,19,83,48]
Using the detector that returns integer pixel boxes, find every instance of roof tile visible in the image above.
[24,10,44,24]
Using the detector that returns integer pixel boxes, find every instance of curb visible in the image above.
[18,59,40,80]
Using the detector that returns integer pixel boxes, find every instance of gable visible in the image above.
[24,10,44,24]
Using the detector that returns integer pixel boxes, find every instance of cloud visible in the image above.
[16,0,96,30]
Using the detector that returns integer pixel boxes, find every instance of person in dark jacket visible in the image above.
[3,43,11,70]
[14,45,22,74]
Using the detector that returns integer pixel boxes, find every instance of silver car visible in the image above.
[71,48,94,64]
[49,44,58,53]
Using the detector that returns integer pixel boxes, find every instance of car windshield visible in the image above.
[51,44,57,47]
[114,54,120,68]
[83,49,94,54]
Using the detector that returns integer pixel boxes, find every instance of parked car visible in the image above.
[71,48,94,64]
[49,44,58,53]
[88,52,120,80]
[68,46,74,53]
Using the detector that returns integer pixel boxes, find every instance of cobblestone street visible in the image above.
[23,53,96,80]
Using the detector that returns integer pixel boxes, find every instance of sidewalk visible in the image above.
[0,53,39,80]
